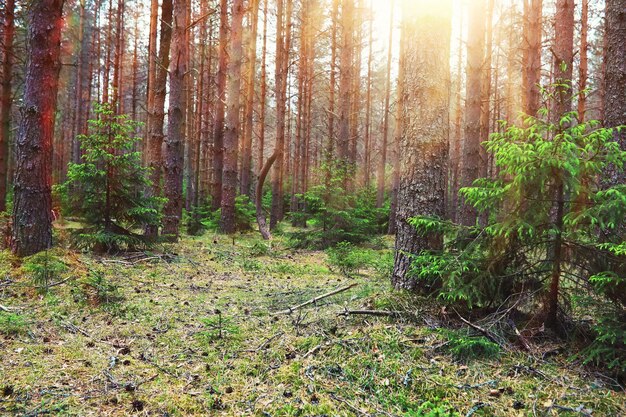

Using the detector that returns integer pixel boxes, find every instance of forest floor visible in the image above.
[0,230,624,416]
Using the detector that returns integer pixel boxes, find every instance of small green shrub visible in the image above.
[372,251,395,279]
[247,240,271,257]
[199,195,257,233]
[197,311,240,343]
[56,103,164,252]
[0,311,28,336]
[580,272,626,376]
[326,241,374,277]
[186,200,213,236]
[583,312,626,376]
[239,258,262,271]
[22,251,68,294]
[287,186,389,249]
[440,329,500,362]
[407,400,460,417]
[81,270,123,306]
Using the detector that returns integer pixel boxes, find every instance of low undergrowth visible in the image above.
[0,233,623,416]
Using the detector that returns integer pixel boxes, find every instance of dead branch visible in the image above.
[303,344,321,358]
[453,308,503,347]
[274,283,358,315]
[245,331,284,352]
[62,321,91,338]
[337,309,405,318]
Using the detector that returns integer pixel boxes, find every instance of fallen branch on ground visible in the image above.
[453,308,504,348]
[337,309,406,318]
[274,283,358,315]
[245,332,284,352]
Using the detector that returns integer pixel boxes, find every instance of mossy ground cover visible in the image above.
[0,232,624,416]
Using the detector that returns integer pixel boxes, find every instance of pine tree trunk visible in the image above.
[270,0,292,229]
[479,0,494,179]
[184,3,194,213]
[324,0,339,203]
[12,0,65,257]
[0,0,15,213]
[257,0,268,177]
[162,0,188,241]
[388,6,404,236]
[220,0,244,234]
[144,0,173,239]
[102,0,113,104]
[111,0,124,111]
[523,0,543,117]
[391,0,451,290]
[146,0,159,137]
[552,0,574,123]
[458,0,485,227]
[577,0,589,123]
[348,1,362,187]
[337,0,354,184]
[363,0,373,188]
[240,0,260,197]
[200,17,215,203]
[603,0,626,186]
[449,7,464,222]
[211,0,229,210]
[376,0,394,208]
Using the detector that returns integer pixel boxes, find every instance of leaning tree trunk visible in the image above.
[162,0,188,241]
[220,0,244,234]
[12,0,65,257]
[391,0,452,290]
[604,0,626,187]
[0,0,15,213]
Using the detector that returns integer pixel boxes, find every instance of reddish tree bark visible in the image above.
[162,0,188,241]
[522,0,543,116]
[0,0,15,212]
[12,0,65,256]
[577,0,589,122]
[144,0,173,238]
[604,0,626,185]
[257,0,269,175]
[211,0,229,210]
[220,0,244,233]
[270,0,292,229]
[240,0,260,197]
[551,0,575,123]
